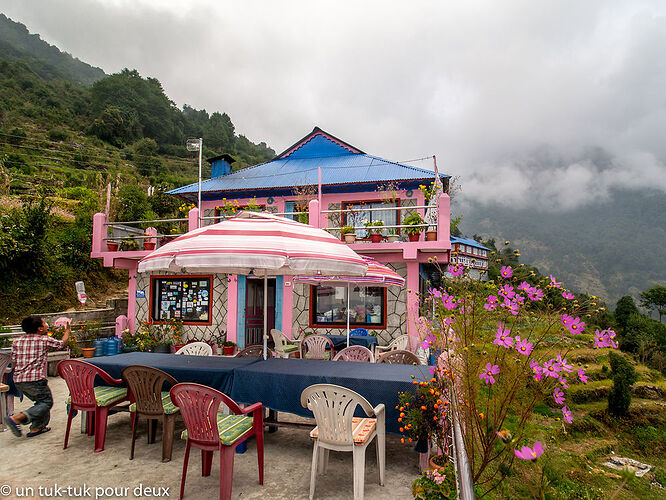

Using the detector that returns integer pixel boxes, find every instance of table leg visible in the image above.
[0,390,7,432]
[267,409,278,433]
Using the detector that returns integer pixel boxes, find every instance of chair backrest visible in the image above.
[170,383,242,446]
[0,353,11,383]
[235,345,270,358]
[333,346,374,363]
[301,335,334,360]
[301,384,375,446]
[377,349,421,365]
[269,329,290,353]
[387,334,410,351]
[349,328,369,337]
[121,365,178,417]
[57,359,119,410]
[175,342,213,356]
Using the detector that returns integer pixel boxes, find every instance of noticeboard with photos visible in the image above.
[150,275,212,324]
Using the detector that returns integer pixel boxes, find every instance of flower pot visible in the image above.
[429,454,448,471]
[81,347,96,359]
[425,230,437,241]
[107,241,119,251]
[370,233,383,243]
[408,233,420,242]
[143,241,156,250]
[223,346,235,355]
[343,233,356,244]
[173,343,186,353]
[387,234,399,243]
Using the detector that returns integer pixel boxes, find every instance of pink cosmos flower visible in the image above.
[499,284,516,300]
[562,291,575,300]
[515,336,533,356]
[560,314,573,328]
[502,299,521,315]
[562,406,573,424]
[517,281,531,291]
[493,324,514,348]
[558,376,569,389]
[479,363,500,385]
[530,360,544,381]
[527,288,544,301]
[542,359,563,378]
[553,387,565,405]
[484,295,499,311]
[514,441,544,461]
[421,333,436,350]
[556,355,573,372]
[567,316,585,335]
[429,366,436,375]
[500,266,513,278]
[430,288,442,299]
[449,264,464,277]
[441,294,457,310]
[593,329,618,349]
[578,368,588,383]
[549,275,562,288]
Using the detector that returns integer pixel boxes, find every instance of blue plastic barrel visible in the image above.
[106,337,118,356]
[93,338,104,357]
[116,337,123,354]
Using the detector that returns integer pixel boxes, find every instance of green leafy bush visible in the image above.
[608,352,637,416]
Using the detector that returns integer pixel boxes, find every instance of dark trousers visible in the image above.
[14,379,53,430]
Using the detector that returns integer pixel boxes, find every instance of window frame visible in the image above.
[149,274,214,326]
[341,199,401,240]
[308,284,387,330]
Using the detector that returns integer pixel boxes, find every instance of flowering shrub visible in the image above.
[418,259,615,494]
[397,375,449,452]
[215,198,240,217]
[411,462,456,499]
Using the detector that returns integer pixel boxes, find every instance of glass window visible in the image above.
[151,276,212,324]
[342,201,398,238]
[311,285,385,328]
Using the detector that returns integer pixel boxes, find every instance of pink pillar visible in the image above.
[283,280,294,339]
[146,226,157,246]
[406,261,420,339]
[127,262,138,332]
[308,199,320,228]
[437,193,450,243]
[188,207,200,231]
[92,212,107,255]
[115,315,128,336]
[226,275,238,343]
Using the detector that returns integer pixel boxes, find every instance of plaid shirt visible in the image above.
[11,334,64,383]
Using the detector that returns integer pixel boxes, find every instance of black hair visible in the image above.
[21,315,43,334]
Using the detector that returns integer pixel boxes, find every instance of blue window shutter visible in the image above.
[236,275,247,349]
[275,276,283,332]
[285,201,296,221]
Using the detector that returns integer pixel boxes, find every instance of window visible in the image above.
[342,201,399,238]
[310,285,386,329]
[150,275,213,324]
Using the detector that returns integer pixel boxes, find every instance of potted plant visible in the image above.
[222,341,236,355]
[425,229,437,241]
[143,232,156,250]
[107,240,119,251]
[123,239,141,251]
[403,213,425,242]
[365,219,384,243]
[387,228,399,243]
[411,463,456,499]
[340,225,356,243]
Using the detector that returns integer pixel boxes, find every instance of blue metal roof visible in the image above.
[169,127,449,200]
[450,236,489,251]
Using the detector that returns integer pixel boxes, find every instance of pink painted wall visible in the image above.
[226,275,238,343]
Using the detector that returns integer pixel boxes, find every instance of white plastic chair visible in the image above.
[301,384,385,500]
[269,329,300,358]
[174,342,213,356]
[301,335,334,360]
[333,346,374,363]
[374,334,410,355]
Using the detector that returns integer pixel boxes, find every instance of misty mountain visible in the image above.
[0,14,105,84]
[459,188,666,305]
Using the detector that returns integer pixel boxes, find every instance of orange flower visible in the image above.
[420,405,427,411]
[399,427,404,433]
[401,438,405,443]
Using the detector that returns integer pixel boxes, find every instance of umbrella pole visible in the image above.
[346,282,350,348]
[263,270,268,360]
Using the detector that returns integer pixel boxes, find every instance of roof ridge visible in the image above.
[363,154,450,178]
[276,127,364,159]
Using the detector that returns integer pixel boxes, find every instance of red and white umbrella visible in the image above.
[138,211,368,357]
[295,256,405,346]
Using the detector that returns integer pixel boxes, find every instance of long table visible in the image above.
[87,353,429,434]
[324,334,379,351]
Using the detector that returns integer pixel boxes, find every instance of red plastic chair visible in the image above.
[169,383,264,500]
[57,359,129,453]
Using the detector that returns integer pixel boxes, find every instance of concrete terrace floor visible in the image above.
[0,375,418,500]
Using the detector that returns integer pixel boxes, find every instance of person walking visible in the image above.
[4,315,70,437]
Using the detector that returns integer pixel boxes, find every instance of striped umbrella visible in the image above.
[295,256,405,346]
[139,211,367,357]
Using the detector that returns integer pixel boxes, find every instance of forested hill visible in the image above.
[0,14,106,85]
[459,188,666,305]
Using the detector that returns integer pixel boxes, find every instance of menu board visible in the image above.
[152,277,211,323]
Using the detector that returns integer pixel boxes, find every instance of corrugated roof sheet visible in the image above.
[450,236,489,251]
[169,127,449,197]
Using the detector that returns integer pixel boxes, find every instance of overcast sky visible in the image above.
[2,0,666,211]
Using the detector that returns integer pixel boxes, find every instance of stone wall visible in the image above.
[291,262,407,347]
[135,272,228,342]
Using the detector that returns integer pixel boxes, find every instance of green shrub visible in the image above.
[48,127,69,141]
[608,352,637,416]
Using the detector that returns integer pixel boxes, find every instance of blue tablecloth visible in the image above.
[87,352,259,394]
[229,358,427,434]
[324,335,379,351]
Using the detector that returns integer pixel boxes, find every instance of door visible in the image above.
[244,278,276,346]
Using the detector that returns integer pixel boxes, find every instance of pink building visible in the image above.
[91,127,453,348]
